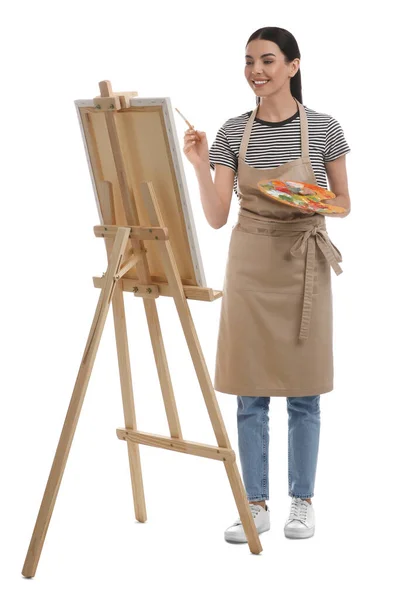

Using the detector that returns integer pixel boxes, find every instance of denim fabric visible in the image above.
[236,395,320,501]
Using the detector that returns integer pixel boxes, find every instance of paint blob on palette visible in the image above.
[257,179,346,214]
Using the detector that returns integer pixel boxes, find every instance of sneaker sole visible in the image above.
[284,525,315,539]
[224,523,270,543]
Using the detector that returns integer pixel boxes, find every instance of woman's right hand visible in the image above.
[183,128,210,168]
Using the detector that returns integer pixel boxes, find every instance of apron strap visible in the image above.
[290,226,343,341]
[297,100,310,159]
[239,106,259,162]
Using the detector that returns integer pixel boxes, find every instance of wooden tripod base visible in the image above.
[22,184,262,578]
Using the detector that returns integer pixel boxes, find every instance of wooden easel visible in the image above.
[22,82,262,577]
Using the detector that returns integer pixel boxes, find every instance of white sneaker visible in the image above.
[284,497,315,539]
[224,503,270,543]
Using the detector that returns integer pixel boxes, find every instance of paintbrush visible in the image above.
[175,108,201,140]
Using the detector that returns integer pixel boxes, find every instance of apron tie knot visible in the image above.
[290,224,343,342]
[311,225,320,236]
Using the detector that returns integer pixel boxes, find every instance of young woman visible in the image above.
[183,26,351,543]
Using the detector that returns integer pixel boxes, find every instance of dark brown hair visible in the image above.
[246,27,302,104]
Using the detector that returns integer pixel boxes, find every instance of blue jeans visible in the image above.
[236,395,321,501]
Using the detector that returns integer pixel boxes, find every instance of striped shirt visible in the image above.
[209,105,351,196]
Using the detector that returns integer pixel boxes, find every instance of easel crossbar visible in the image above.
[116,428,236,462]
[92,277,223,302]
[94,225,168,241]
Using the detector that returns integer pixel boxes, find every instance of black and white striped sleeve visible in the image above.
[209,124,238,173]
[324,116,351,162]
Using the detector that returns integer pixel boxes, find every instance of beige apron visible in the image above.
[213,98,343,397]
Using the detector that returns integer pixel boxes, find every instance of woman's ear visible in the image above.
[292,59,300,76]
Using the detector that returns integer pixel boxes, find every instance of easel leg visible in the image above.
[143,298,182,438]
[100,179,151,524]
[22,228,130,578]
[112,282,147,522]
[170,290,262,554]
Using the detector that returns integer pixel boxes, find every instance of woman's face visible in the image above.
[244,39,300,99]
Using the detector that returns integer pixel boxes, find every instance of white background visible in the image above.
[1,1,395,598]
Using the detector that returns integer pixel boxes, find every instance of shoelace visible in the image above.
[232,504,263,526]
[288,498,308,523]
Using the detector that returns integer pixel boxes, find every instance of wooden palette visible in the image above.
[257,179,346,214]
